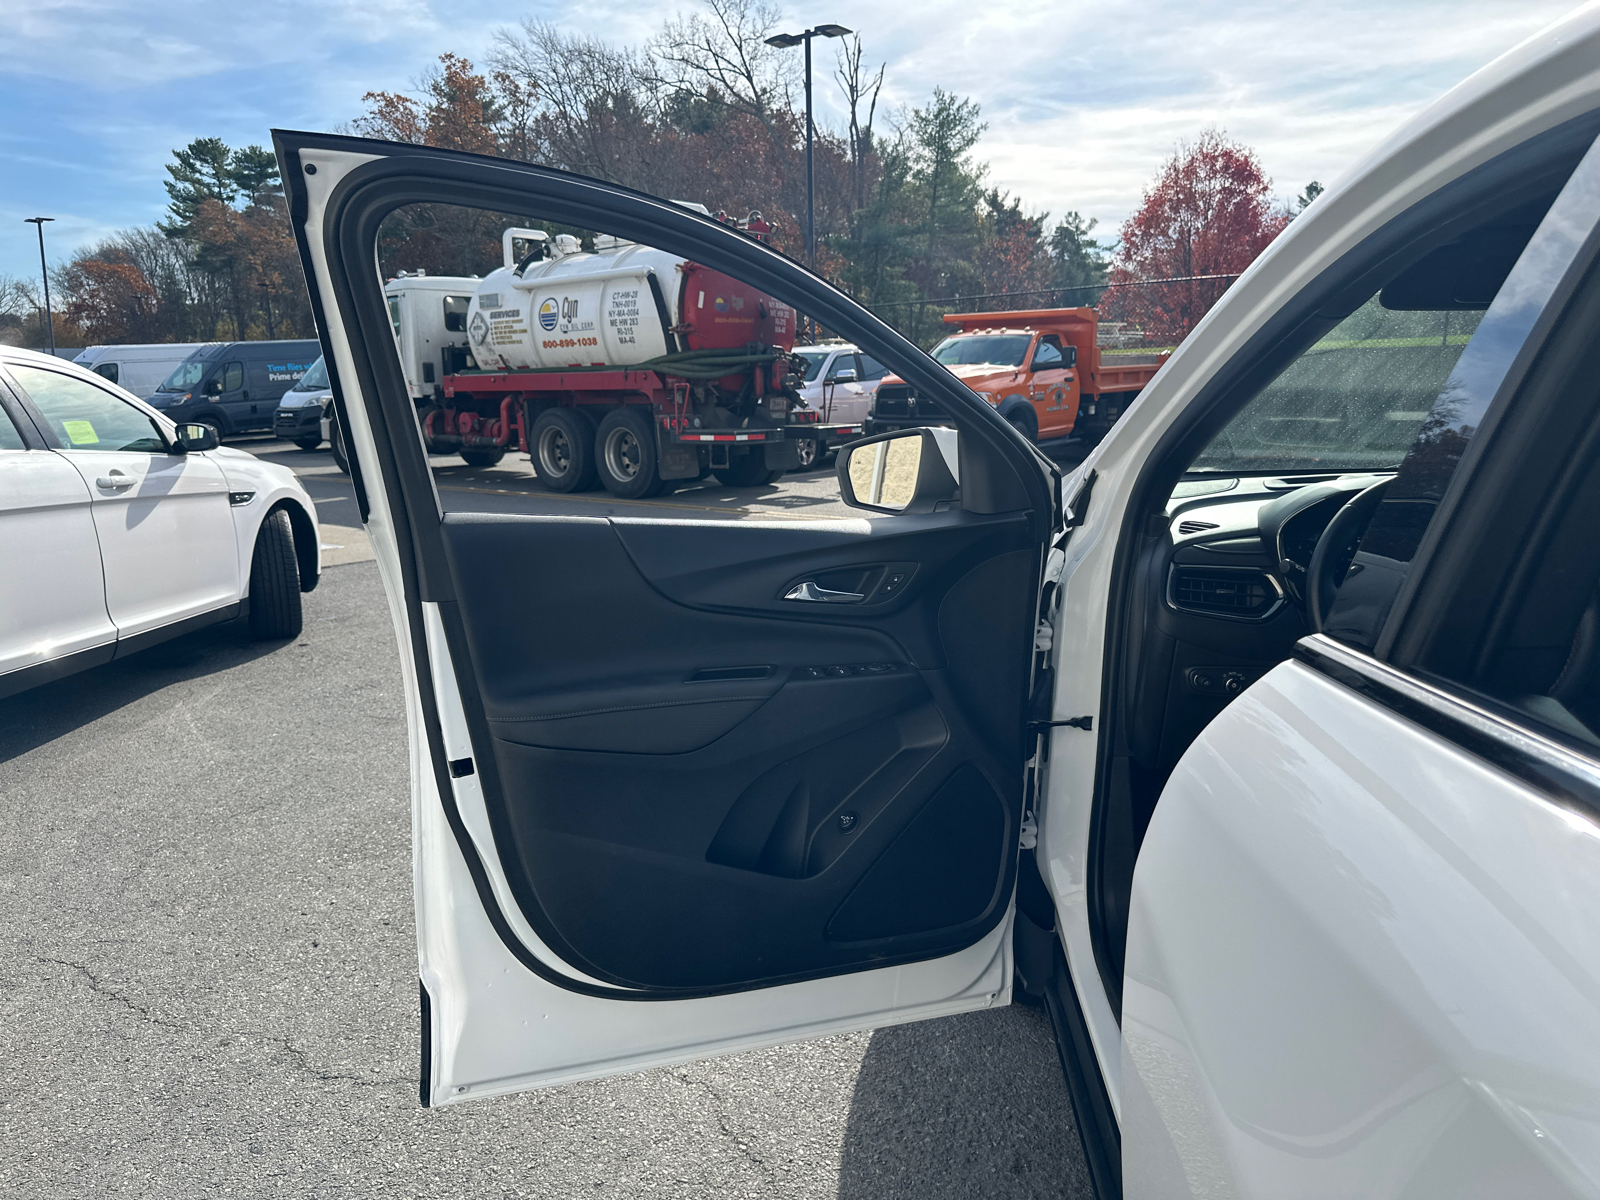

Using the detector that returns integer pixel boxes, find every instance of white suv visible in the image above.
[0,348,321,699]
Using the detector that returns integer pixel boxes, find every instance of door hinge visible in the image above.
[1019,812,1038,850]
[1029,716,1093,732]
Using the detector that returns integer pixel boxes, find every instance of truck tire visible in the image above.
[461,448,505,467]
[1005,407,1038,443]
[712,450,781,488]
[595,406,663,499]
[531,408,598,493]
[294,436,322,451]
[248,508,303,640]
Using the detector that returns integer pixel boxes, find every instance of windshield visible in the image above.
[931,334,1032,368]
[290,355,329,391]
[1192,297,1484,474]
[157,359,207,392]
[793,350,828,382]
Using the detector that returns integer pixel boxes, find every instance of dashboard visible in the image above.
[1126,471,1394,773]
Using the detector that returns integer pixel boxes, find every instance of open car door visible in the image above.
[277,131,1058,1104]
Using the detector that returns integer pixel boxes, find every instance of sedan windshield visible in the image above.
[157,360,207,392]
[931,334,1032,368]
[290,355,329,391]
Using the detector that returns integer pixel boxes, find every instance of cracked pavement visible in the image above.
[0,560,1091,1198]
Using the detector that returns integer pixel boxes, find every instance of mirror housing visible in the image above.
[837,427,960,515]
[203,378,223,396]
[174,422,219,452]
[1063,345,1077,368]
[829,368,858,384]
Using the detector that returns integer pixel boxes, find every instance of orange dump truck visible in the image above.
[867,308,1168,444]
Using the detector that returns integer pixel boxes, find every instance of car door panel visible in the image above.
[282,131,1056,1098]
[0,447,115,685]
[438,511,1031,992]
[61,448,239,638]
[1122,652,1600,1198]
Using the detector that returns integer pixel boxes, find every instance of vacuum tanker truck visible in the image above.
[383,219,858,498]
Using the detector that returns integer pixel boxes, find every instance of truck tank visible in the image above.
[466,229,795,374]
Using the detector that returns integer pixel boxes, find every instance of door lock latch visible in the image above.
[1029,715,1093,732]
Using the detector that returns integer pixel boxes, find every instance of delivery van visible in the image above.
[145,339,321,436]
[73,343,208,399]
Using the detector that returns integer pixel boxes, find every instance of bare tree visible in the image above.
[650,0,797,150]
[835,35,886,222]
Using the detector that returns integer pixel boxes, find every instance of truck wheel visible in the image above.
[792,433,822,471]
[248,508,303,640]
[596,407,663,499]
[330,412,350,475]
[1006,408,1038,443]
[712,450,781,488]
[532,408,598,492]
[294,436,322,451]
[460,448,506,467]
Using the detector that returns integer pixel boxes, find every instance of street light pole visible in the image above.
[24,217,56,356]
[765,24,852,275]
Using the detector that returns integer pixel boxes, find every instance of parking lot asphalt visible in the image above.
[0,439,1094,1198]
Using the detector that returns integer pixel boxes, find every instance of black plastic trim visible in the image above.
[1294,634,1600,821]
[418,979,433,1108]
[1044,940,1122,1199]
[0,641,116,701]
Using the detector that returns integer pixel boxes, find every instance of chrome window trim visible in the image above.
[1294,633,1600,820]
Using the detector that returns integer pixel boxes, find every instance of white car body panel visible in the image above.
[294,144,1015,1101]
[1039,4,1600,1126]
[54,445,239,638]
[0,446,115,673]
[1122,658,1600,1198]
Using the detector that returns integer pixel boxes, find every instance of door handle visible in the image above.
[96,471,134,490]
[784,581,865,603]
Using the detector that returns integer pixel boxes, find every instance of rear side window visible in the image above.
[9,364,166,452]
[0,403,25,450]
[859,354,887,382]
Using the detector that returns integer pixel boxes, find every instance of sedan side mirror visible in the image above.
[829,368,858,384]
[837,427,960,515]
[174,422,219,452]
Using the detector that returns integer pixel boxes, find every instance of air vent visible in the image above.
[1168,566,1282,620]
[1177,519,1220,535]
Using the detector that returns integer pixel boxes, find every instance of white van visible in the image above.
[73,343,208,400]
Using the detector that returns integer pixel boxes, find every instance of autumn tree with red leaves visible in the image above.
[1103,129,1289,344]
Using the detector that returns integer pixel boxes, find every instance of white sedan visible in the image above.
[0,347,320,699]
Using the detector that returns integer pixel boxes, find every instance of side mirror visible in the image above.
[837,427,960,515]
[829,368,858,384]
[1064,345,1077,368]
[174,422,219,452]
[203,379,223,396]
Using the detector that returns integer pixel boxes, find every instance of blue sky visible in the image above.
[0,0,1582,283]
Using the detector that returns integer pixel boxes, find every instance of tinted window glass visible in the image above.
[93,362,119,384]
[222,362,244,392]
[859,354,887,382]
[10,365,166,452]
[1195,301,1483,474]
[444,295,471,333]
[0,405,25,450]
